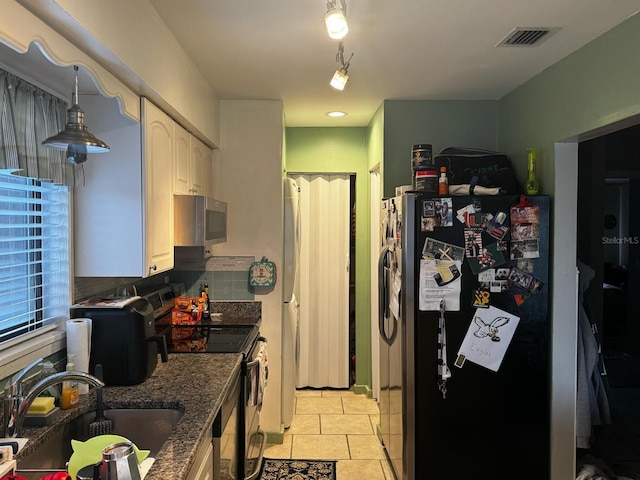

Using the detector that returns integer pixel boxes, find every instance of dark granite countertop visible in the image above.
[209,302,261,326]
[16,353,242,480]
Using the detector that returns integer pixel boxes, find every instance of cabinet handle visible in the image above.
[149,264,157,272]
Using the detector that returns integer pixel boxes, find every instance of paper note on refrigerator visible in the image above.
[390,269,401,320]
[419,259,461,311]
[455,306,520,372]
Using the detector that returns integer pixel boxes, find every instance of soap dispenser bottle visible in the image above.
[60,354,79,410]
[38,360,61,407]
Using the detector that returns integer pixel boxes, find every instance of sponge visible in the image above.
[24,406,59,427]
[27,397,55,415]
[0,445,13,464]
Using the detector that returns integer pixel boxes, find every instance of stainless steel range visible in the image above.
[239,330,267,480]
[214,324,266,480]
[143,287,266,480]
[187,324,267,480]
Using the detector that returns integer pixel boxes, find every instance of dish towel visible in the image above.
[249,340,268,410]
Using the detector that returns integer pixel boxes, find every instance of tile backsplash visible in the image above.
[172,255,255,300]
[74,255,256,302]
[171,270,254,300]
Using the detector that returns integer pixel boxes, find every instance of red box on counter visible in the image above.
[174,296,206,313]
[170,309,200,340]
[155,296,208,349]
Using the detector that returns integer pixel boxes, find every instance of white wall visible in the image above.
[216,100,285,435]
[16,0,219,146]
[0,1,140,122]
[551,142,579,479]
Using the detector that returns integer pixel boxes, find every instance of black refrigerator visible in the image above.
[379,193,550,480]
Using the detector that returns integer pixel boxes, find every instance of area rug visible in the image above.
[258,458,336,480]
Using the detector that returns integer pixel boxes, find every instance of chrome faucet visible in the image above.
[4,357,43,438]
[3,357,104,438]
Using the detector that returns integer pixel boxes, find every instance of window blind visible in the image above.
[0,170,69,347]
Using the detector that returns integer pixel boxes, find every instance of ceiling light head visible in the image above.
[42,65,110,164]
[324,0,348,40]
[326,111,347,118]
[330,69,349,91]
[325,9,348,39]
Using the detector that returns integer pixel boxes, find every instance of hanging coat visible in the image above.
[576,260,611,449]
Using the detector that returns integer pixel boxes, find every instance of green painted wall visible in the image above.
[283,19,640,449]
[496,12,640,480]
[285,105,501,393]
[381,100,499,197]
[285,127,372,389]
[368,103,384,172]
[498,12,640,193]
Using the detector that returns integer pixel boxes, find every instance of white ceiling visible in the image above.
[146,0,639,127]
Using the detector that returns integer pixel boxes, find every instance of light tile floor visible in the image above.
[264,389,395,480]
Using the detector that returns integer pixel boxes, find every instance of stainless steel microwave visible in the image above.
[174,195,227,249]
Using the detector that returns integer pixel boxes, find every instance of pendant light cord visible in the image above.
[73,65,79,105]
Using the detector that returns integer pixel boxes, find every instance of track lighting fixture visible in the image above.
[324,0,348,40]
[330,41,353,91]
[42,65,110,165]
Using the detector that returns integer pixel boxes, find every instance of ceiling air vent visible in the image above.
[496,27,560,47]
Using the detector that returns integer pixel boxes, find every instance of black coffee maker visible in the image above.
[71,297,168,386]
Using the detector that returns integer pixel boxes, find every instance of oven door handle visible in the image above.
[246,337,268,409]
[246,337,268,369]
[245,429,266,480]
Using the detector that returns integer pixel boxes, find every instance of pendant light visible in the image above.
[42,65,110,165]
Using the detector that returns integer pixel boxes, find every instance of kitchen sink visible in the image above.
[16,408,184,479]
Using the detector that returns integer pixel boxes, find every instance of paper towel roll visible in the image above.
[66,318,92,395]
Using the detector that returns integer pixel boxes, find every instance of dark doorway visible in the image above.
[577,123,640,477]
[349,174,356,385]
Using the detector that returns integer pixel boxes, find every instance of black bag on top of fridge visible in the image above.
[434,147,519,195]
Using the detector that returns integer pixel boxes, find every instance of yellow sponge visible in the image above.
[27,397,55,414]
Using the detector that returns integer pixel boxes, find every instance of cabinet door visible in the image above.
[190,135,207,195]
[186,440,214,480]
[202,145,214,198]
[174,123,192,195]
[73,95,144,277]
[142,98,174,276]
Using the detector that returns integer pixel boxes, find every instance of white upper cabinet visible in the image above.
[74,95,144,277]
[74,97,174,278]
[75,96,218,277]
[202,145,214,199]
[174,123,213,197]
[142,98,175,276]
[174,123,192,195]
[190,135,207,196]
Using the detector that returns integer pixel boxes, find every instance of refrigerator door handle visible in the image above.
[389,311,398,345]
[378,245,398,346]
[378,245,389,342]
